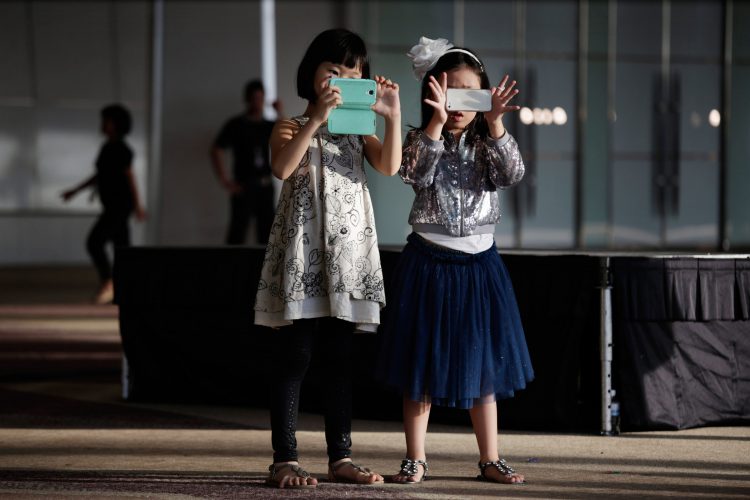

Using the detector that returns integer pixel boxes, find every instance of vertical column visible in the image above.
[720,0,731,250]
[261,0,277,120]
[146,0,164,245]
[512,0,526,248]
[599,256,614,434]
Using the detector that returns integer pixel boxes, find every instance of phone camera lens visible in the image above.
[368,90,374,95]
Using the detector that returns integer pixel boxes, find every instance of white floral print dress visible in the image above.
[254,116,385,332]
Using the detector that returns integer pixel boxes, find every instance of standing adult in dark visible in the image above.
[210,80,283,245]
[61,104,146,304]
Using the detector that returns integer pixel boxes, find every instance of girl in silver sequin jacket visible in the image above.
[401,128,525,237]
[400,47,525,238]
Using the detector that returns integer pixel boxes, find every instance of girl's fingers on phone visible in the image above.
[423,98,442,110]
[322,92,340,107]
[428,81,442,100]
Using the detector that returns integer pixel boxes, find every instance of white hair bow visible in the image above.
[406,36,454,81]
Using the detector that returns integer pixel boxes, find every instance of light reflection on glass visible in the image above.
[689,111,702,128]
[519,107,570,126]
[708,109,721,127]
[532,107,543,125]
[520,106,534,125]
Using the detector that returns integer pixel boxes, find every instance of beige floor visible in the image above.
[1,268,749,499]
[2,378,749,499]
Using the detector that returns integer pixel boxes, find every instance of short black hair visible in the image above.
[244,79,265,101]
[296,29,370,102]
[419,48,491,140]
[101,104,132,136]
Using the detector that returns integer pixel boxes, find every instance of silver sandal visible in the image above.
[393,458,429,484]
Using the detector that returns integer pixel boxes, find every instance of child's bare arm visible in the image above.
[271,85,341,180]
[364,75,402,176]
[270,119,315,180]
[60,174,96,202]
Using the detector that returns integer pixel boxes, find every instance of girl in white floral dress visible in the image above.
[254,28,401,489]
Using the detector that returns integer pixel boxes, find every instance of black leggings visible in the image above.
[86,211,130,283]
[270,317,354,464]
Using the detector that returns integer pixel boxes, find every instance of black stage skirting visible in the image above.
[114,247,750,431]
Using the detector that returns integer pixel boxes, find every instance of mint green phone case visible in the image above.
[328,78,377,136]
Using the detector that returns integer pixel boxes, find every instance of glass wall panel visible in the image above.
[727,2,750,248]
[518,58,577,247]
[610,0,722,248]
[355,0,741,251]
[526,0,577,54]
[32,2,118,103]
[0,2,33,99]
[463,0,514,52]
[0,107,35,210]
[376,1,453,46]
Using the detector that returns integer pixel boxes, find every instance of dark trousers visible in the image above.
[86,211,130,283]
[225,185,274,245]
[270,317,354,464]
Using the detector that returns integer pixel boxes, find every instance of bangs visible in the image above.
[330,36,369,73]
[297,29,371,101]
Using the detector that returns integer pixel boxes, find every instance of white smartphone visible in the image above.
[445,89,492,112]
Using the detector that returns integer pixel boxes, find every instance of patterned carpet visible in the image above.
[0,299,414,499]
[0,304,121,379]
[0,470,407,499]
[1,271,748,499]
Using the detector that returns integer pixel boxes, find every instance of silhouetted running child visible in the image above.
[61,104,145,304]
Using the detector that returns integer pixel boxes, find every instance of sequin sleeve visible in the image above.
[485,132,525,188]
[399,129,445,188]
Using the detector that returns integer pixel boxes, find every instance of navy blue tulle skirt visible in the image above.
[376,232,534,409]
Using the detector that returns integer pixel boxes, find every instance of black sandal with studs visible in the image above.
[393,458,429,484]
[477,459,525,484]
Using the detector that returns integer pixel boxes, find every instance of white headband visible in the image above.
[406,36,484,81]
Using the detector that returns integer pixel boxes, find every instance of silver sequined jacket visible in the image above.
[400,129,525,237]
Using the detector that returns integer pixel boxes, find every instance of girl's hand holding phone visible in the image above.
[372,75,401,120]
[424,72,449,126]
[310,82,342,126]
[485,74,521,126]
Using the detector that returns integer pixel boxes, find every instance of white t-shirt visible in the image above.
[416,231,495,254]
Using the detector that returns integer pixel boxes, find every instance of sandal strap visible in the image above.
[330,460,372,478]
[399,458,429,477]
[268,463,310,479]
[478,459,516,477]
